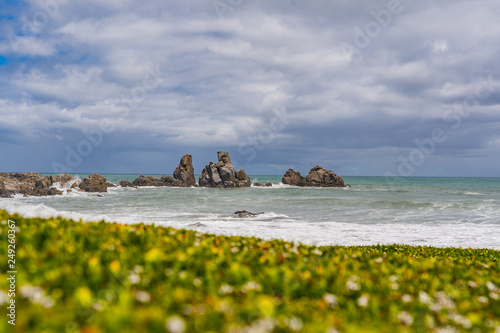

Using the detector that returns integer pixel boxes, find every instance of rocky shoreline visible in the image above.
[0,172,109,198]
[0,151,347,198]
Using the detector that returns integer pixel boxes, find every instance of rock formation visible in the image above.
[199,151,251,188]
[0,179,12,198]
[233,210,265,218]
[254,182,272,187]
[160,175,185,187]
[128,154,196,188]
[119,180,135,188]
[80,174,108,192]
[0,172,113,196]
[282,169,307,187]
[130,175,185,187]
[49,174,74,185]
[0,172,68,197]
[132,175,163,187]
[173,154,196,186]
[282,166,345,187]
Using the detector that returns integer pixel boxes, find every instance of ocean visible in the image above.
[1,175,499,250]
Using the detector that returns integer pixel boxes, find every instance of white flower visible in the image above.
[0,291,9,304]
[487,282,498,292]
[478,296,488,304]
[286,317,303,331]
[449,313,471,329]
[128,272,140,284]
[134,291,151,303]
[401,294,413,303]
[193,278,202,287]
[467,281,478,288]
[323,293,338,307]
[357,294,369,307]
[346,276,361,292]
[218,284,234,295]
[397,311,413,325]
[241,281,262,293]
[165,315,186,333]
[419,291,431,304]
[19,285,54,308]
[435,291,455,310]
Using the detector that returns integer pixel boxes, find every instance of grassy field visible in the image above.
[1,209,499,333]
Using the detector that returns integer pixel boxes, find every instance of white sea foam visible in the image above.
[0,200,110,222]
[1,176,499,250]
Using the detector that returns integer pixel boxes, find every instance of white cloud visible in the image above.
[1,0,499,174]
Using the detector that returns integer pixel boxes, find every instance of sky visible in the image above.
[0,0,499,177]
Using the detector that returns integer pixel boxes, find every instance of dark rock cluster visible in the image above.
[198,151,251,188]
[282,166,345,187]
[129,154,197,188]
[0,172,111,198]
[1,151,347,198]
[127,151,252,189]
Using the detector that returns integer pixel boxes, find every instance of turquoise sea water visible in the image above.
[1,175,499,249]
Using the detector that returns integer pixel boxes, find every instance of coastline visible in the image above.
[1,209,499,332]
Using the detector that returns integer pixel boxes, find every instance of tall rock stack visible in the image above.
[199,151,251,188]
[173,154,196,187]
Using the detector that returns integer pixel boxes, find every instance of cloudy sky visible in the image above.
[1,0,499,176]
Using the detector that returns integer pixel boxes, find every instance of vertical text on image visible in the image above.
[6,219,17,326]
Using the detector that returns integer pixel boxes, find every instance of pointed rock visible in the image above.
[173,154,196,186]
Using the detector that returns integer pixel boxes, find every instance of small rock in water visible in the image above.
[233,210,265,218]
[254,182,272,187]
[188,222,207,228]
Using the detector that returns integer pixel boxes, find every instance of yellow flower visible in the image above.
[74,287,93,307]
[109,260,121,273]
[145,248,164,262]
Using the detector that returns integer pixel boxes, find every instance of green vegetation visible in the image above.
[1,209,499,333]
